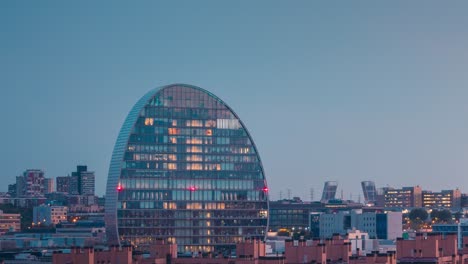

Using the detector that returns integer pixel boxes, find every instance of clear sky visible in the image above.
[1,1,468,200]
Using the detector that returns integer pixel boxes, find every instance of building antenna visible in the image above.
[287,189,292,200]
[310,188,314,202]
[279,191,283,200]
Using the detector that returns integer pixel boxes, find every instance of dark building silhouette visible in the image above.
[320,181,338,203]
[361,181,377,204]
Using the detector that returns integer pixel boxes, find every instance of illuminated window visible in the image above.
[205,129,212,136]
[187,155,202,162]
[168,128,180,135]
[169,137,177,144]
[186,138,203,144]
[168,163,177,170]
[187,163,203,170]
[144,118,154,126]
[187,146,202,153]
[186,120,203,127]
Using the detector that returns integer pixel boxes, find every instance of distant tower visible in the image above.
[321,181,338,203]
[361,181,377,204]
[310,188,314,201]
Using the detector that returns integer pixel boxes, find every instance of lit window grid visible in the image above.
[106,85,269,252]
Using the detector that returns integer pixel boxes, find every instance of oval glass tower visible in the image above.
[105,84,269,253]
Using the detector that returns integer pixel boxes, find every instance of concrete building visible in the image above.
[16,169,45,197]
[269,199,322,232]
[7,183,16,198]
[0,210,20,235]
[384,186,422,208]
[43,178,54,194]
[319,210,402,240]
[351,210,402,240]
[319,211,350,238]
[73,166,95,196]
[33,204,67,226]
[397,233,468,263]
[56,176,71,194]
[53,236,401,264]
[422,189,461,209]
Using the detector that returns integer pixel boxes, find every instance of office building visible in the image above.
[422,189,461,209]
[72,166,95,196]
[361,181,377,204]
[318,210,402,240]
[105,84,269,253]
[384,186,422,208]
[269,199,322,232]
[350,210,402,240]
[319,211,350,238]
[320,181,338,203]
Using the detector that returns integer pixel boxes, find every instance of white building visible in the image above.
[350,210,402,239]
[319,211,349,238]
[319,210,402,240]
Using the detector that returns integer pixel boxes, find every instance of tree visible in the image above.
[409,208,428,229]
[409,208,428,222]
[431,209,452,223]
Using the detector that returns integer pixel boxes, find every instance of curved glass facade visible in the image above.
[105,84,269,253]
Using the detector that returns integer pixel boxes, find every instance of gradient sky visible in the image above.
[1,1,468,201]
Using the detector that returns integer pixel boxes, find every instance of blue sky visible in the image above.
[1,1,468,200]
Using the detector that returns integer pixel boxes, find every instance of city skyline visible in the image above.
[2,2,468,200]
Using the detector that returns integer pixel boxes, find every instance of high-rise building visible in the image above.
[69,174,79,195]
[80,171,95,196]
[7,183,16,198]
[58,166,95,196]
[320,181,338,203]
[361,181,377,204]
[16,169,45,197]
[43,178,54,194]
[105,84,269,253]
[72,165,95,196]
[56,176,71,193]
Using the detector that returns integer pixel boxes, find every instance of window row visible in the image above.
[119,178,261,190]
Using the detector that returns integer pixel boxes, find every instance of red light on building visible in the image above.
[262,187,269,193]
[117,184,123,192]
[189,186,196,192]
